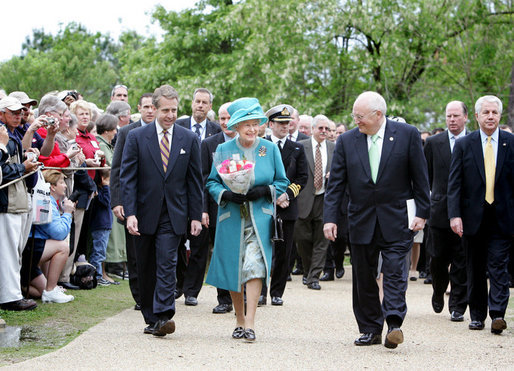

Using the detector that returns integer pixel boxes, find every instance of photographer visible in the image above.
[0,97,40,311]
[20,170,75,303]
[34,95,82,168]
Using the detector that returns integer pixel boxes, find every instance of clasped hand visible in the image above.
[222,186,270,204]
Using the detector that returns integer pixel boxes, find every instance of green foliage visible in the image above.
[0,1,512,128]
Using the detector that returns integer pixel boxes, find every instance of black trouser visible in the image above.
[351,223,412,334]
[180,227,210,298]
[124,227,140,306]
[429,226,467,314]
[261,220,295,299]
[136,205,180,325]
[465,204,511,322]
[323,233,348,272]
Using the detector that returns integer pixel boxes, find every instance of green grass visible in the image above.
[0,281,133,366]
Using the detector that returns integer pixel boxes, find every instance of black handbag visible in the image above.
[271,187,284,243]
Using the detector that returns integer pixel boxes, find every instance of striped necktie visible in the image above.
[160,129,170,172]
[314,143,323,191]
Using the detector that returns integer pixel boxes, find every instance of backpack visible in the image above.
[70,261,98,290]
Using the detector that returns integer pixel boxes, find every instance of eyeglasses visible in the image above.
[351,110,376,121]
[317,126,329,131]
[113,84,128,90]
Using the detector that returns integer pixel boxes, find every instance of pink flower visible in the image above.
[219,167,228,174]
[243,163,253,170]
[221,159,230,166]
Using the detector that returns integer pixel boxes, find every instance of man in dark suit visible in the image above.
[324,91,430,349]
[424,101,468,322]
[287,109,308,276]
[259,104,308,306]
[295,115,335,291]
[201,102,236,314]
[120,85,203,337]
[288,109,310,142]
[174,88,221,306]
[448,95,514,335]
[110,93,155,310]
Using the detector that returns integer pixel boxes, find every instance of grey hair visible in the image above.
[356,91,387,115]
[193,88,213,103]
[96,113,119,135]
[312,114,329,128]
[38,95,67,116]
[106,101,131,118]
[111,84,128,97]
[475,95,502,115]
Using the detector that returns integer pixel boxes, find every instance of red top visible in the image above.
[36,127,70,168]
[76,130,103,178]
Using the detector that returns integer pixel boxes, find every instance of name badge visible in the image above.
[92,141,100,149]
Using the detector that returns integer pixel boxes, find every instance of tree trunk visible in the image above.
[507,62,514,128]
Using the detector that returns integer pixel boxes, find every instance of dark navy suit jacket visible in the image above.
[120,121,203,236]
[175,117,221,140]
[324,119,430,245]
[448,129,514,236]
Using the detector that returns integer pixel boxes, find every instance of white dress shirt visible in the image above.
[191,117,207,140]
[480,128,499,163]
[156,121,173,145]
[448,129,466,153]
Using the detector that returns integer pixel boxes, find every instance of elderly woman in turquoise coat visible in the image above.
[206,97,289,342]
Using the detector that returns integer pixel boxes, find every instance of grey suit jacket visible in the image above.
[296,138,335,219]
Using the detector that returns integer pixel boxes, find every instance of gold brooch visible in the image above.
[258,146,267,157]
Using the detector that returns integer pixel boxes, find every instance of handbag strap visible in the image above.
[271,186,277,220]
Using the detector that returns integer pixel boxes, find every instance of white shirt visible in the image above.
[191,117,207,140]
[271,134,287,149]
[311,137,327,195]
[480,128,499,163]
[288,130,299,142]
[367,117,386,164]
[448,129,466,153]
[156,121,173,145]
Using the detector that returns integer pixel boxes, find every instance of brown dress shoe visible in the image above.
[0,298,37,311]
[153,319,176,337]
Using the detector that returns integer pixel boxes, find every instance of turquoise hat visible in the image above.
[226,97,268,130]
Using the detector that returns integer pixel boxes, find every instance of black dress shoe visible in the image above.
[302,277,307,285]
[58,281,80,290]
[419,271,427,279]
[232,326,245,339]
[450,311,464,322]
[336,267,345,279]
[0,298,37,311]
[354,333,381,346]
[424,275,432,284]
[431,293,444,313]
[185,296,198,306]
[491,318,507,334]
[271,297,283,306]
[291,268,303,275]
[144,325,154,334]
[244,328,256,342]
[320,272,334,281]
[286,274,292,281]
[153,319,176,337]
[307,282,321,290]
[468,320,485,330]
[384,328,403,349]
[212,303,233,314]
[174,289,183,299]
[134,303,141,311]
[257,295,267,306]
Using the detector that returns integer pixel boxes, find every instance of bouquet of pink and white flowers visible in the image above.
[214,152,255,194]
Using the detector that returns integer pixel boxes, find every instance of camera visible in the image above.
[25,152,38,163]
[46,117,57,126]
[68,139,79,151]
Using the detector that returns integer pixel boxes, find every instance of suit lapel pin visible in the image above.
[258,146,267,157]
[180,149,186,154]
[389,137,394,141]
[503,142,506,146]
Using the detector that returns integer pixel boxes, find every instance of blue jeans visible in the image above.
[91,229,111,278]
